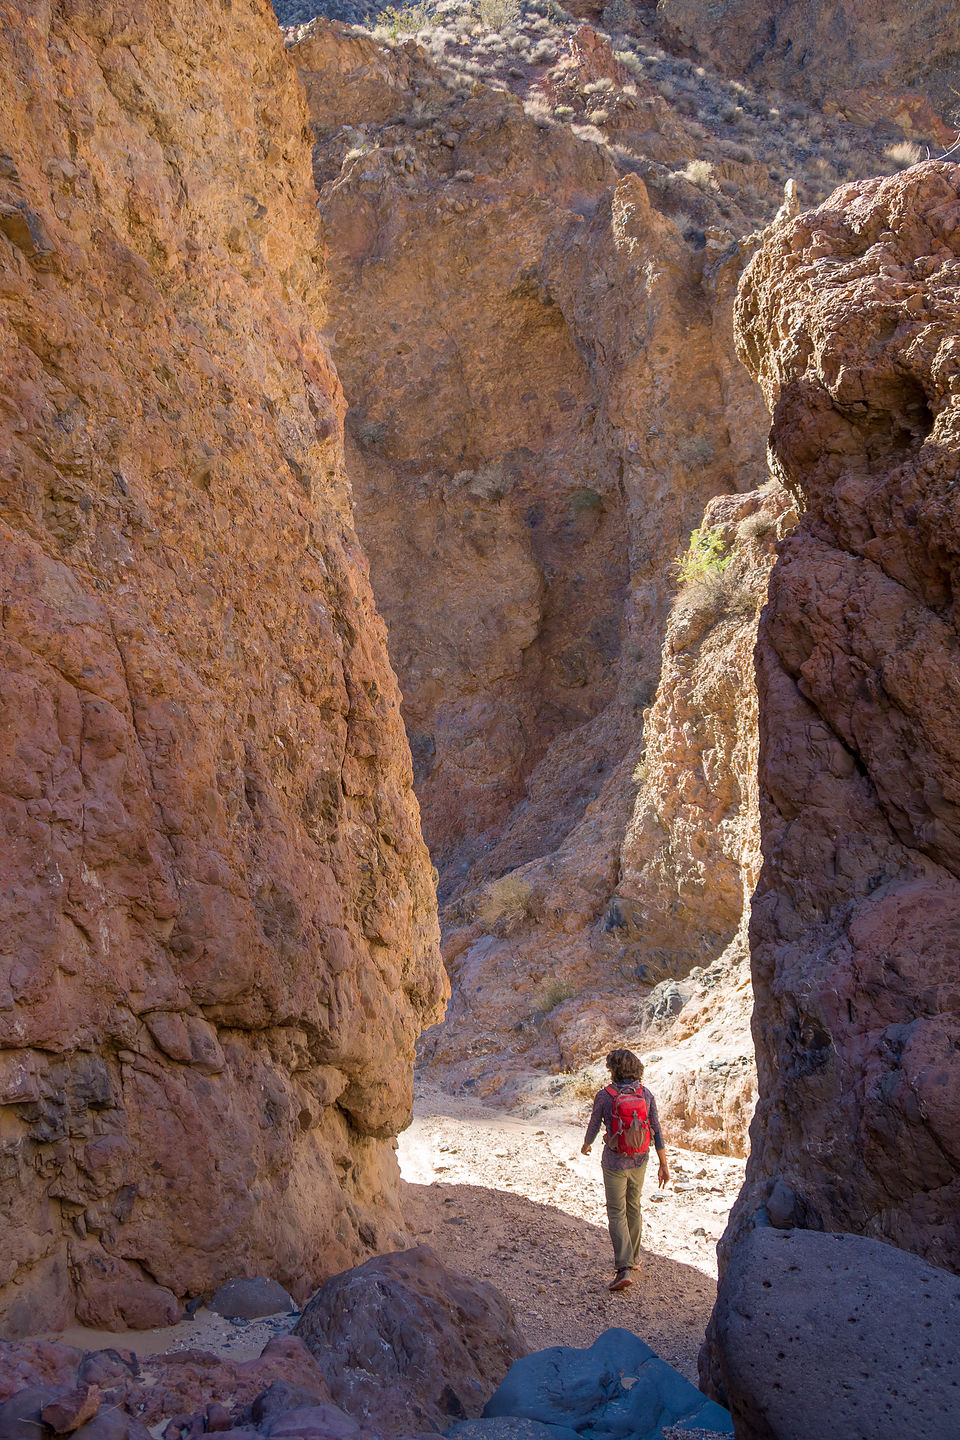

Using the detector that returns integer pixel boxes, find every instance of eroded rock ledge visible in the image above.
[0,0,444,1336]
[725,161,960,1269]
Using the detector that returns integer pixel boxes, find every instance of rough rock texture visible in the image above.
[0,0,444,1335]
[287,22,776,1115]
[723,162,960,1271]
[706,1228,960,1440]
[483,1328,733,1438]
[621,483,794,1155]
[0,1335,333,1433]
[294,1246,525,1435]
[656,0,960,137]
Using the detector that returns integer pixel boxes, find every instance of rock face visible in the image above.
[287,21,779,1117]
[294,1245,526,1435]
[725,162,960,1270]
[0,0,444,1335]
[656,0,960,138]
[706,1228,960,1440]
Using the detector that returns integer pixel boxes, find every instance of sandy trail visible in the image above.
[399,1081,744,1381]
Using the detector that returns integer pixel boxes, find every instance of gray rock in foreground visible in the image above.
[483,1328,733,1439]
[208,1278,296,1320]
[708,1227,960,1439]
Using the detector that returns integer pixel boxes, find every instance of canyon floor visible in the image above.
[40,1076,743,1396]
[399,1078,745,1381]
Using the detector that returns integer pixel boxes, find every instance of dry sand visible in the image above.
[399,1080,744,1382]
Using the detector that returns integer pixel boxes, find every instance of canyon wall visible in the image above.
[718,162,960,1274]
[289,22,776,1136]
[0,0,444,1337]
[655,0,960,139]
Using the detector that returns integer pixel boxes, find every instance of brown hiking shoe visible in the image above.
[609,1269,632,1292]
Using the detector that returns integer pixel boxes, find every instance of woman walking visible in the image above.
[581,1048,670,1291]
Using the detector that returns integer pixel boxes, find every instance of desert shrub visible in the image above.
[678,434,715,467]
[632,677,656,708]
[683,565,756,620]
[354,418,388,447]
[589,107,611,125]
[614,48,642,75]
[375,0,436,34]
[673,523,729,586]
[679,158,718,191]
[456,460,514,500]
[479,873,535,930]
[479,0,520,29]
[571,123,606,145]
[569,486,603,514]
[885,141,924,170]
[535,978,573,1013]
[530,39,557,62]
[741,510,776,542]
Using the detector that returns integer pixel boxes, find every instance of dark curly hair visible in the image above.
[606,1048,644,1083]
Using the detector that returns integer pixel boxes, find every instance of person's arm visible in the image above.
[581,1090,606,1154]
[646,1088,670,1187]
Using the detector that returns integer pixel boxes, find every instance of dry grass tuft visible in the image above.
[479,873,536,930]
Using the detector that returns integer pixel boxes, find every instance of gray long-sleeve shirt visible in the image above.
[584,1082,664,1171]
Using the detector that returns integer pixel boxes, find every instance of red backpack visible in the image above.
[605,1084,651,1156]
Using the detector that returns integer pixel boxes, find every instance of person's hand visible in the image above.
[658,1158,670,1188]
[581,1143,591,1155]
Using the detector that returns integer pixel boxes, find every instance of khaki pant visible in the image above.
[603,1158,648,1270]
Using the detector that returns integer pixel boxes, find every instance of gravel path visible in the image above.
[399,1082,744,1381]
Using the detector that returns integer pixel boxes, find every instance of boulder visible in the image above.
[294,1246,525,1435]
[41,1387,101,1434]
[708,1227,960,1440]
[208,1279,296,1321]
[264,1405,361,1439]
[0,1387,57,1440]
[483,1329,732,1439]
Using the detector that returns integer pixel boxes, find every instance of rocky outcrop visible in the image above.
[706,1228,960,1440]
[656,0,960,140]
[0,1334,332,1433]
[723,162,960,1270]
[0,0,444,1335]
[294,1246,525,1434]
[0,1247,521,1436]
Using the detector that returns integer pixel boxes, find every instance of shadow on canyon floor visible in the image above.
[400,1088,742,1380]
[403,1179,718,1381]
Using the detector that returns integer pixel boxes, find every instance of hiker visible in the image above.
[580,1047,670,1292]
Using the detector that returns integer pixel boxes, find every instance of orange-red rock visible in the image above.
[724,161,960,1271]
[0,0,444,1336]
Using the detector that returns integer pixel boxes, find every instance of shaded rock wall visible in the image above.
[725,162,960,1269]
[0,0,444,1336]
[655,0,960,138]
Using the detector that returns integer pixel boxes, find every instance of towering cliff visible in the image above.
[0,0,444,1337]
[722,161,960,1271]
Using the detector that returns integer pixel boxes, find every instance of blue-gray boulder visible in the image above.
[483,1329,733,1440]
